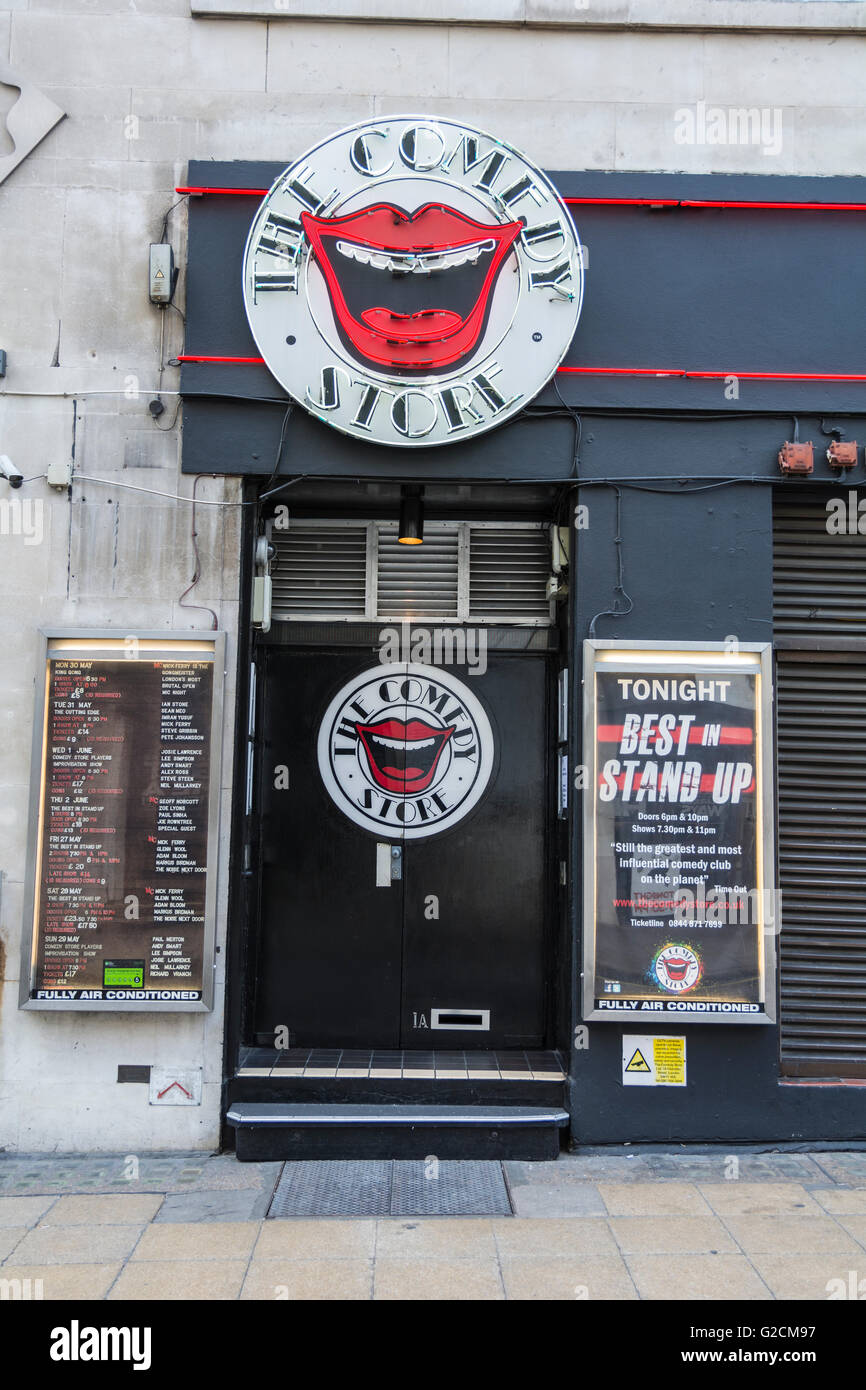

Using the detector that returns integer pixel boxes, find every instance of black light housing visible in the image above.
[398,485,424,545]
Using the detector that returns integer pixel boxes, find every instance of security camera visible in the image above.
[0,455,23,489]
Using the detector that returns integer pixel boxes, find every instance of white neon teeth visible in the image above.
[371,733,436,750]
[335,239,495,275]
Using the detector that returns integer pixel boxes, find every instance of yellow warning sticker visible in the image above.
[622,1035,686,1086]
[653,1036,686,1085]
[625,1047,651,1073]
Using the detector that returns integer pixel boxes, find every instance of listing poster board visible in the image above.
[20,632,224,1011]
[582,641,776,1024]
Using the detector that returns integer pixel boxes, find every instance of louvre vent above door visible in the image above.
[269,521,554,624]
[270,525,370,619]
[377,527,460,618]
[469,527,552,620]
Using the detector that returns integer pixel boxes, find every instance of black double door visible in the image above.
[252,643,551,1049]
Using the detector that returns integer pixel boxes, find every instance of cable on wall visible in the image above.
[177,474,219,629]
[587,485,634,637]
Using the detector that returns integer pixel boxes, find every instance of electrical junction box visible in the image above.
[149,243,174,305]
[46,458,72,489]
[252,575,272,632]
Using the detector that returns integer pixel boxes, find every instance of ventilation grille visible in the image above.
[271,525,368,618]
[377,528,459,618]
[269,522,553,624]
[777,655,866,1076]
[774,495,866,636]
[470,527,551,620]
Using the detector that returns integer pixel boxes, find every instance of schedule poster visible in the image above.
[583,644,775,1024]
[22,635,222,1010]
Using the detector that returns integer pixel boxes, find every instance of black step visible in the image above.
[227,1074,566,1108]
[227,1103,568,1161]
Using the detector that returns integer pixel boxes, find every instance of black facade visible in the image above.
[181,159,866,1153]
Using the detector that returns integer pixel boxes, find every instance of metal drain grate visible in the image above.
[390,1161,511,1216]
[267,1160,512,1218]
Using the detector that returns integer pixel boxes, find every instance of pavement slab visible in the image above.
[0,1196,58,1228]
[373,1257,504,1300]
[43,1194,164,1226]
[241,1258,373,1300]
[508,1182,606,1218]
[155,1190,272,1223]
[131,1220,260,1262]
[626,1252,775,1300]
[749,1253,865,1301]
[499,1254,638,1300]
[254,1218,377,1261]
[375,1217,497,1261]
[598,1181,713,1217]
[107,1260,248,1301]
[10,1223,145,1266]
[0,1229,28,1261]
[0,1263,121,1300]
[491,1216,620,1260]
[696,1183,822,1216]
[721,1214,865,1257]
[610,1215,738,1255]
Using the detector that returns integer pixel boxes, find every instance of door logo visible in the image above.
[317,663,495,838]
[650,943,702,995]
[243,116,583,448]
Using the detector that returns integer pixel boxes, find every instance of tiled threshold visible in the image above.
[237,1049,566,1082]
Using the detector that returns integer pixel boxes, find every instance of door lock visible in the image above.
[390,845,403,881]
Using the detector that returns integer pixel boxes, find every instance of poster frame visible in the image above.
[19,629,225,1012]
[581,639,776,1025]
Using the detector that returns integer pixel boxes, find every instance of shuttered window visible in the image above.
[774,494,866,1076]
[270,521,554,624]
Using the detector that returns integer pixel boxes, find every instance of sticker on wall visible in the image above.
[622,1036,686,1087]
[243,116,583,448]
[148,1067,203,1106]
[649,943,703,996]
[318,663,495,839]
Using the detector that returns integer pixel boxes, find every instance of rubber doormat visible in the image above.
[267,1159,513,1217]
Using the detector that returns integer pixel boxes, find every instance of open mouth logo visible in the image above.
[243,117,583,448]
[317,663,495,839]
[651,944,702,995]
[301,203,522,373]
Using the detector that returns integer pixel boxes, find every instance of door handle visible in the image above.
[376,842,402,886]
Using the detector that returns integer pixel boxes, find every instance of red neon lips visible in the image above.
[301,203,522,371]
[355,717,455,795]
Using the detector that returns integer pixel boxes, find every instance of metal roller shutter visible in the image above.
[774,493,866,1076]
[774,495,866,636]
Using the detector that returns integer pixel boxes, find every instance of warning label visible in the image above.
[622,1035,686,1087]
[625,1047,651,1073]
